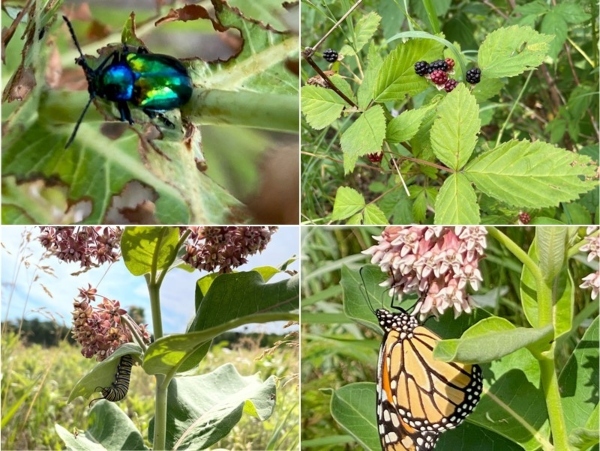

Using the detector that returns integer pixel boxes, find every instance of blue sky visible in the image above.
[1,226,299,334]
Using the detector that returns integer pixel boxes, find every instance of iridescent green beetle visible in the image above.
[62,16,194,148]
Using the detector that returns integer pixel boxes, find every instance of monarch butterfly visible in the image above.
[362,273,483,450]
[89,354,133,406]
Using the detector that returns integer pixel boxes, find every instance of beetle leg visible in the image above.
[118,102,134,124]
[143,109,175,128]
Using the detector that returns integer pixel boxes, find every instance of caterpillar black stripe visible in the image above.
[90,354,133,406]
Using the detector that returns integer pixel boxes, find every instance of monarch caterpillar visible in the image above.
[361,271,483,450]
[89,354,133,406]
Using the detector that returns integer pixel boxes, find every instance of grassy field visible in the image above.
[1,331,299,450]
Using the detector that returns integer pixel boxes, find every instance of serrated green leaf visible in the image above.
[353,12,381,54]
[301,85,346,130]
[472,78,505,102]
[374,39,443,101]
[556,3,591,24]
[341,106,386,173]
[430,84,480,170]
[330,74,357,103]
[363,204,389,225]
[434,173,480,224]
[464,140,598,208]
[540,11,568,59]
[331,187,365,221]
[347,212,364,224]
[386,105,433,143]
[478,26,553,78]
[357,45,384,109]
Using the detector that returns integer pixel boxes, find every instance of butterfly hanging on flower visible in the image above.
[361,268,483,451]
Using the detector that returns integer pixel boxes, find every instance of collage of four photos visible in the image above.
[1,1,599,450]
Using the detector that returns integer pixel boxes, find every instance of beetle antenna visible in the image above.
[64,96,94,149]
[62,16,86,58]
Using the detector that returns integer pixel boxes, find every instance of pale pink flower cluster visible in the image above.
[362,226,487,320]
[72,286,151,361]
[579,226,600,300]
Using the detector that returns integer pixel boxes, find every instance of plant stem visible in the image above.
[188,89,298,132]
[487,227,542,280]
[153,373,168,451]
[539,355,570,450]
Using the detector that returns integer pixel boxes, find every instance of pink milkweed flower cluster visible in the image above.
[362,226,487,321]
[39,226,122,269]
[183,226,278,273]
[579,226,600,300]
[72,287,151,361]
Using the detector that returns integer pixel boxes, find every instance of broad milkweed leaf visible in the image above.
[430,84,480,170]
[435,173,480,224]
[332,187,365,221]
[478,26,553,78]
[373,39,443,101]
[464,140,598,208]
[353,12,381,54]
[341,105,386,173]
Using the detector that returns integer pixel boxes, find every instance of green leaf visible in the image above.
[430,84,480,170]
[357,45,384,109]
[434,173,480,224]
[353,12,382,54]
[148,364,276,450]
[540,11,568,59]
[301,85,346,130]
[386,105,432,143]
[478,26,553,78]
[434,317,554,363]
[121,227,180,276]
[535,227,567,283]
[559,317,599,435]
[555,3,591,24]
[331,383,379,451]
[373,39,443,101]
[363,204,389,225]
[341,106,386,173]
[68,344,142,403]
[331,187,365,221]
[56,402,147,450]
[464,140,598,208]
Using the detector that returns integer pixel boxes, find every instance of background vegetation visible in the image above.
[1,328,298,450]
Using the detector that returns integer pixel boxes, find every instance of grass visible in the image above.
[1,331,298,450]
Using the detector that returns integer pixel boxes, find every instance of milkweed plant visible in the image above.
[38,226,299,450]
[339,226,599,450]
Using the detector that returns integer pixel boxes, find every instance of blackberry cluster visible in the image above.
[414,61,429,76]
[427,59,449,73]
[466,68,481,84]
[323,48,338,63]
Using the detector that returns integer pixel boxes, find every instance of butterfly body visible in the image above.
[375,308,482,451]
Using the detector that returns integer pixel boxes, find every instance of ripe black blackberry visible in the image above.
[323,49,338,62]
[466,68,482,84]
[430,70,448,85]
[444,79,458,92]
[427,59,449,73]
[414,61,429,76]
